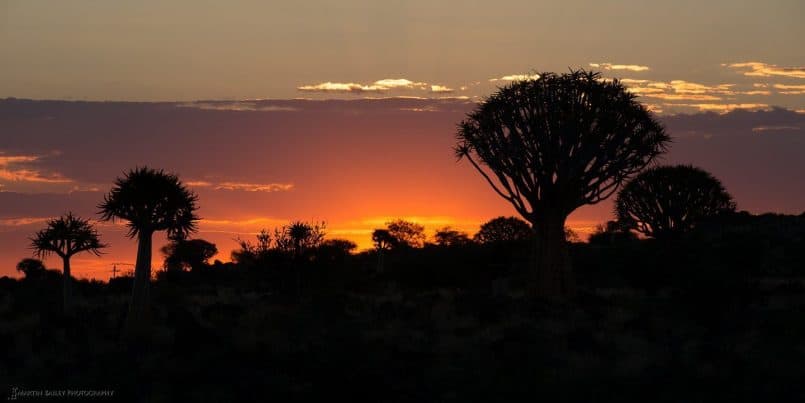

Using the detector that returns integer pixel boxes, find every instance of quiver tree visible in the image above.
[274,220,325,295]
[615,165,736,239]
[456,70,668,298]
[30,213,105,313]
[99,167,198,331]
[274,221,326,258]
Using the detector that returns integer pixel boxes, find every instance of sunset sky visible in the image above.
[1,1,803,278]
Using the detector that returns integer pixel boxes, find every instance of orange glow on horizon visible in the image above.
[27,217,600,281]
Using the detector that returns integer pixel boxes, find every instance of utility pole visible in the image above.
[110,262,134,280]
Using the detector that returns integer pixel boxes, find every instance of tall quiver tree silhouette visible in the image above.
[456,71,669,298]
[615,165,736,239]
[99,167,198,333]
[30,213,105,314]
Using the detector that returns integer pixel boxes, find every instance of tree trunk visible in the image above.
[530,214,575,299]
[126,231,153,338]
[62,256,72,315]
[376,249,385,273]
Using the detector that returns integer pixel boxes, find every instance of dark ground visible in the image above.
[2,213,805,402]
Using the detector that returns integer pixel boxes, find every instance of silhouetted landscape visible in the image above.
[2,2,805,401]
[2,72,805,402]
[4,210,805,400]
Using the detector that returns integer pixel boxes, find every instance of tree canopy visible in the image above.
[98,167,199,334]
[434,227,472,247]
[615,165,736,238]
[162,239,218,272]
[473,216,533,244]
[29,212,104,313]
[98,167,199,239]
[16,258,47,279]
[456,70,669,297]
[385,220,426,248]
[30,212,105,260]
[456,70,669,221]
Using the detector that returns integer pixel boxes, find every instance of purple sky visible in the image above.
[1,98,803,278]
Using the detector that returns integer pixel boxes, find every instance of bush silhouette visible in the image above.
[98,167,199,334]
[232,229,272,267]
[615,165,736,239]
[16,258,47,279]
[30,212,105,313]
[371,229,396,250]
[315,239,357,263]
[473,216,533,244]
[161,238,218,272]
[433,227,472,247]
[456,70,668,298]
[371,229,396,273]
[274,220,326,258]
[385,219,426,248]
[587,220,638,245]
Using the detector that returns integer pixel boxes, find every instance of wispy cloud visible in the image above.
[724,62,805,79]
[0,216,49,227]
[176,102,299,112]
[643,94,723,101]
[430,85,454,93]
[200,217,290,231]
[399,106,441,113]
[216,182,294,192]
[667,80,734,94]
[751,126,801,133]
[741,90,772,95]
[186,180,213,187]
[298,78,428,94]
[624,79,737,101]
[667,103,770,113]
[298,82,385,93]
[624,86,666,95]
[489,74,540,82]
[619,78,650,85]
[373,79,427,89]
[589,63,650,72]
[189,180,294,192]
[773,84,805,95]
[0,153,72,184]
